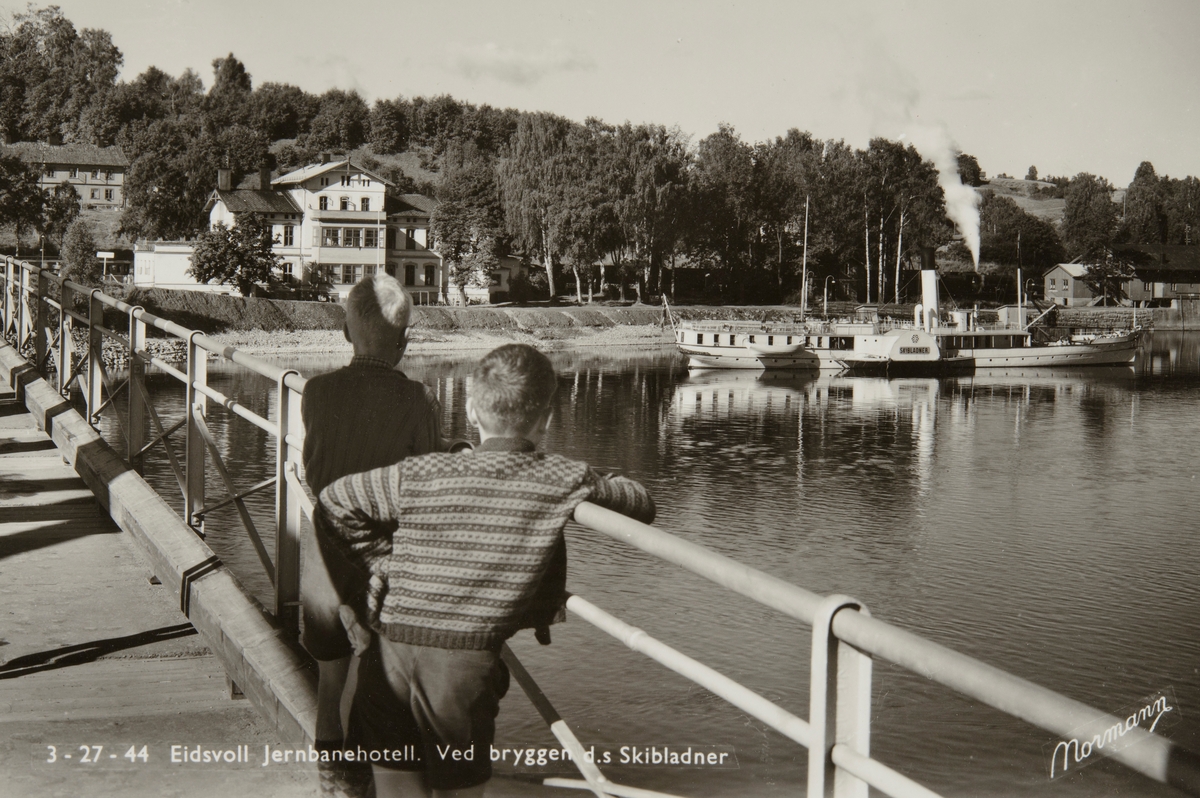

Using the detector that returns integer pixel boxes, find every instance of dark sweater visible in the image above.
[317,437,656,651]
[301,356,443,495]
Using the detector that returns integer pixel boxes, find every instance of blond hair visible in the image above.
[471,344,558,435]
[346,274,412,346]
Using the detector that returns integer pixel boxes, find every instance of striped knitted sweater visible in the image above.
[317,437,656,651]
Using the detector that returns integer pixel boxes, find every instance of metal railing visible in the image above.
[3,255,1197,798]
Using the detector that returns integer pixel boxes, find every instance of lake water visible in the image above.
[95,332,1200,797]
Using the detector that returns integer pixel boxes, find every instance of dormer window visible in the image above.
[361,198,370,212]
[319,196,329,211]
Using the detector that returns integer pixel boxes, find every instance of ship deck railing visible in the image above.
[2,256,1195,798]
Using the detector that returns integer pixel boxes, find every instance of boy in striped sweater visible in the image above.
[318,344,655,798]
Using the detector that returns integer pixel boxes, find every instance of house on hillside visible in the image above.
[1043,263,1094,306]
[133,156,446,300]
[2,138,128,210]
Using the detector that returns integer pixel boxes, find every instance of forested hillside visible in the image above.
[2,5,1197,304]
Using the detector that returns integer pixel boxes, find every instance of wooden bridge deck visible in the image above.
[0,376,319,797]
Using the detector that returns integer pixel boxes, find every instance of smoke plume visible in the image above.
[907,126,981,268]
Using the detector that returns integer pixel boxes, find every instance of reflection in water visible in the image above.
[88,333,1200,797]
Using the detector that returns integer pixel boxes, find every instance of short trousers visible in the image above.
[345,638,510,791]
[299,520,362,661]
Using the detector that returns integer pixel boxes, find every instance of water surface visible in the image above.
[96,333,1200,797]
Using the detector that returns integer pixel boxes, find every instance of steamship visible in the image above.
[672,249,1142,372]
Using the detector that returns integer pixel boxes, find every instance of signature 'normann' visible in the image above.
[1050,693,1175,778]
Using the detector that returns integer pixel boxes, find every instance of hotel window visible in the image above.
[364,264,377,277]
[91,169,100,179]
[343,265,361,284]
[361,198,370,212]
[364,228,378,248]
[387,229,397,250]
[340,175,350,187]
[69,168,78,178]
[283,225,294,246]
[105,171,114,180]
[282,261,293,278]
[104,189,114,201]
[344,228,361,247]
[405,229,416,250]
[319,196,329,210]
[340,197,351,211]
[424,264,435,286]
[404,264,416,286]
[43,167,54,177]
[90,189,100,199]
[323,227,340,247]
[385,263,397,277]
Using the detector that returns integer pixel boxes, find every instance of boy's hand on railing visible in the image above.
[338,604,372,656]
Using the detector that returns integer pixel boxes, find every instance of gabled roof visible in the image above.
[1050,262,1089,278]
[206,189,301,215]
[2,142,128,168]
[272,159,392,187]
[385,193,436,216]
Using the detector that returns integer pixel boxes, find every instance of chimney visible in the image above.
[217,167,232,191]
[918,246,939,331]
[48,131,63,146]
[259,166,272,191]
[319,152,330,164]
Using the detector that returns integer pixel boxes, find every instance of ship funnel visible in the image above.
[918,246,939,332]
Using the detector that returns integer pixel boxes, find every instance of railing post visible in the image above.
[35,270,49,375]
[58,281,73,395]
[185,331,207,534]
[127,306,146,473]
[17,264,28,352]
[86,291,104,425]
[3,258,13,340]
[274,372,302,634]
[809,595,872,798]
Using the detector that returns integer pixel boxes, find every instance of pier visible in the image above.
[2,254,1200,797]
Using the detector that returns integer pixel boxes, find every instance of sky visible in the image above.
[11,0,1200,185]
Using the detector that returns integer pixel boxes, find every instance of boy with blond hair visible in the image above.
[301,273,443,795]
[318,343,655,798]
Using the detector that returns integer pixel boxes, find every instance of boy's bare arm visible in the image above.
[584,470,656,524]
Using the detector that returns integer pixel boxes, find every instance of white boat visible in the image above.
[934,326,1143,368]
[672,319,872,370]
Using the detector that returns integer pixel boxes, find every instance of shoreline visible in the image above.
[208,324,677,356]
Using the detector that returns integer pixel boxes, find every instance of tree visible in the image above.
[41,180,80,247]
[305,89,369,151]
[369,98,411,154]
[1163,176,1200,245]
[497,112,578,300]
[0,153,42,251]
[0,6,122,143]
[252,82,316,141]
[978,193,1065,270]
[1120,161,1168,245]
[689,124,756,295]
[956,152,984,187]
[1062,173,1118,258]
[1026,166,1038,181]
[204,53,254,130]
[60,219,102,285]
[1080,249,1137,306]
[189,214,279,296]
[430,146,508,303]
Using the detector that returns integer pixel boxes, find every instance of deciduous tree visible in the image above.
[60,218,102,285]
[1063,173,1118,258]
[189,214,279,296]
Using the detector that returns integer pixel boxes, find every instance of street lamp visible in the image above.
[823,276,837,317]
